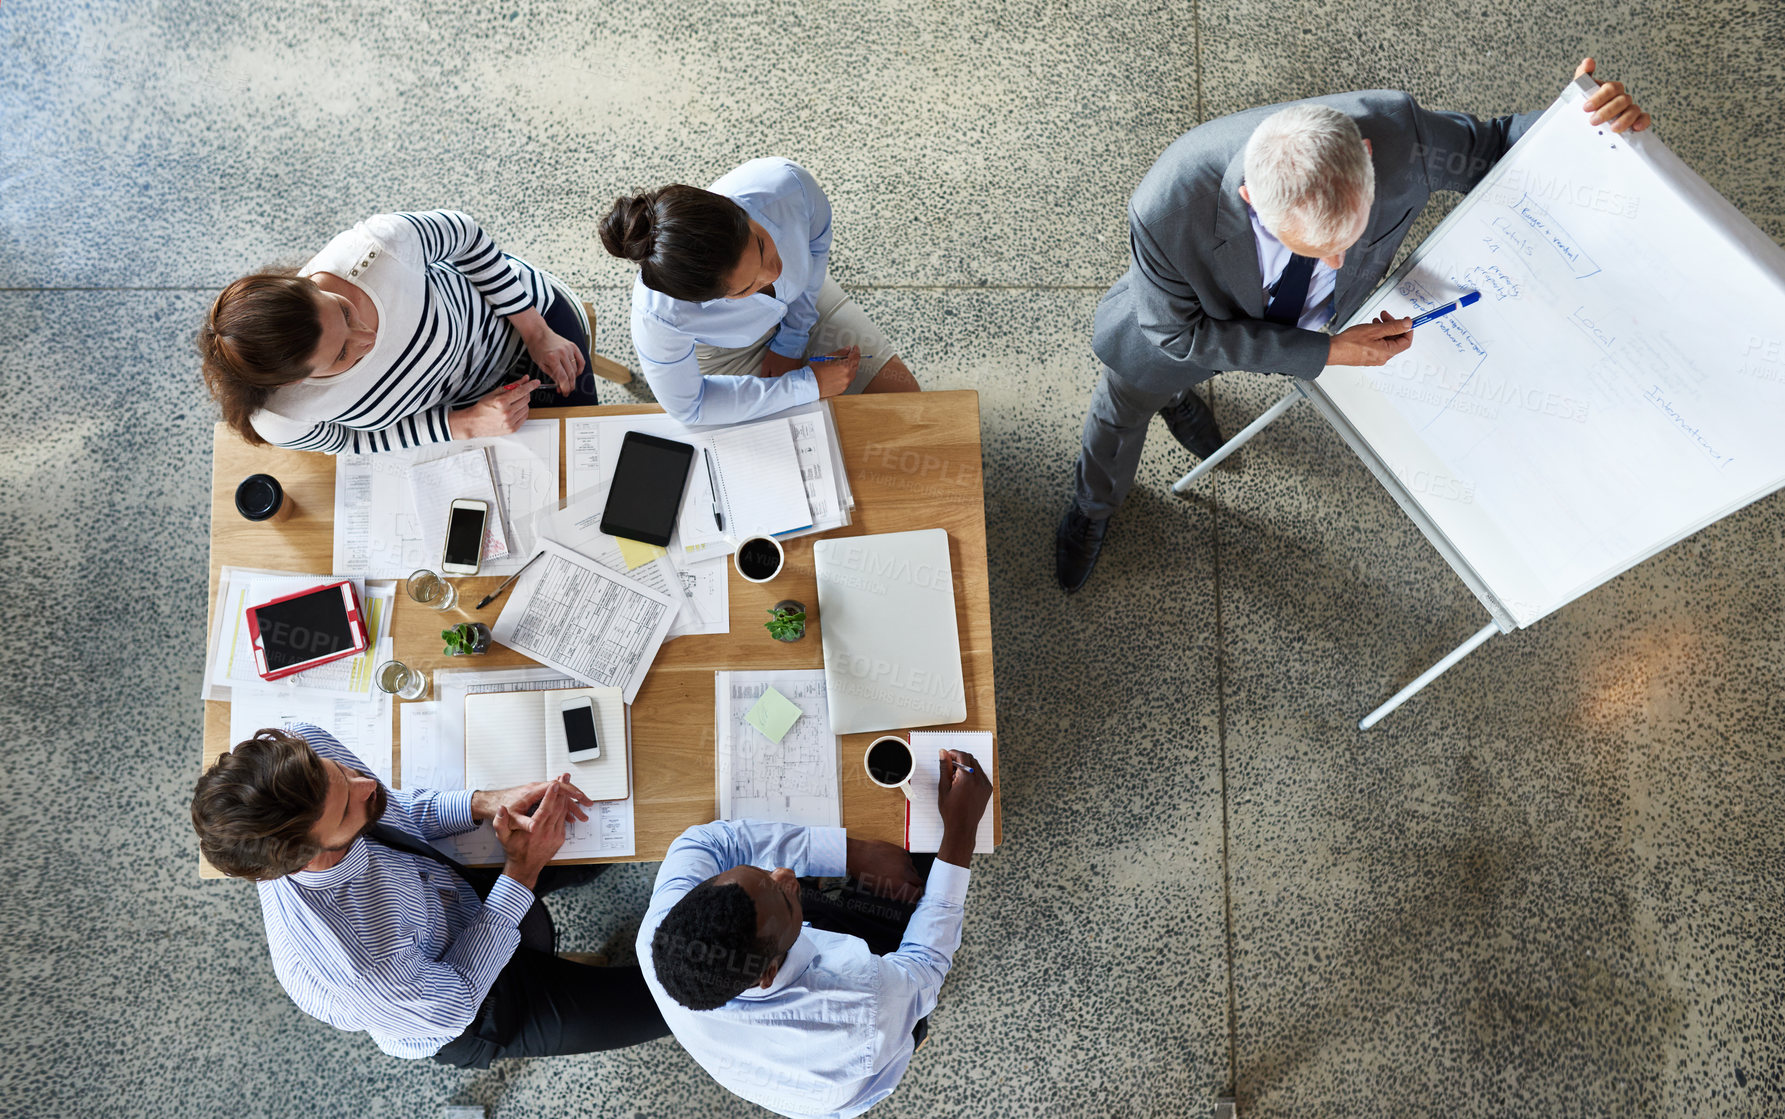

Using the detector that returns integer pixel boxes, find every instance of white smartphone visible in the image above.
[561,696,600,762]
[441,498,489,575]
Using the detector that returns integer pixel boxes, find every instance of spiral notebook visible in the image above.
[703,419,813,539]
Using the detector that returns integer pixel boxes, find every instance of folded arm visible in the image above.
[635,313,819,425]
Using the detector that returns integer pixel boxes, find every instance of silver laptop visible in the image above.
[814,529,967,734]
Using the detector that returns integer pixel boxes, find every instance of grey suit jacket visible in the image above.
[1092,90,1542,394]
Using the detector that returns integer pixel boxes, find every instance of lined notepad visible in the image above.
[706,420,812,539]
[905,731,996,854]
[464,686,629,802]
[408,448,509,561]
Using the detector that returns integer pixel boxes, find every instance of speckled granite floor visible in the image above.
[2,2,1781,1117]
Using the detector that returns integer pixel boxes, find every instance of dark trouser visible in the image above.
[432,865,670,1067]
[1073,363,1215,520]
[515,290,606,408]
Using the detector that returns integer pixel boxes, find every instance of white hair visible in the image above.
[1243,104,1375,249]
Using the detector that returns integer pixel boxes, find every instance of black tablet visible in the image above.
[601,430,697,547]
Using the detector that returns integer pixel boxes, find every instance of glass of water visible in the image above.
[407,568,458,611]
[375,659,429,700]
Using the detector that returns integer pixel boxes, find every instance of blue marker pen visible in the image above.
[807,354,875,363]
[1408,291,1481,328]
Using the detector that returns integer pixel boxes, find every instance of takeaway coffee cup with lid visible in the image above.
[864,735,916,800]
[235,474,293,523]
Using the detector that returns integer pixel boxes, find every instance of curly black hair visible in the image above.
[650,881,780,1011]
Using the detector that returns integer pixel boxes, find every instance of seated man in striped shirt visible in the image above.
[191,724,668,1065]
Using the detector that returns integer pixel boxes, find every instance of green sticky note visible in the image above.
[745,687,804,743]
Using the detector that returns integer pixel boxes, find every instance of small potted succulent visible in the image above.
[764,601,807,643]
[442,621,492,656]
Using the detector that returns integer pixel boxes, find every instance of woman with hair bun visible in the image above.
[601,159,917,427]
[200,211,595,453]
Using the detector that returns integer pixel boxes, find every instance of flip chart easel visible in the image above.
[1176,77,1785,727]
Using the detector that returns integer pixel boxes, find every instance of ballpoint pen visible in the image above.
[807,354,875,362]
[704,449,725,531]
[475,551,545,609]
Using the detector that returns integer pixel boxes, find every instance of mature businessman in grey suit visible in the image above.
[1057,58,1651,592]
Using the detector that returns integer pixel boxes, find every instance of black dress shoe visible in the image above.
[1055,506,1110,594]
[1160,391,1233,465]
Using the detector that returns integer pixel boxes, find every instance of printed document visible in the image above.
[405,667,636,862]
[490,540,677,703]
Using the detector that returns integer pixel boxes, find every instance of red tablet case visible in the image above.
[245,580,369,682]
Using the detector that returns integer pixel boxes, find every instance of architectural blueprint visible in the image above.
[715,669,841,827]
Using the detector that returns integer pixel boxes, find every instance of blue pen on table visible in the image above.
[808,354,875,362]
[1407,290,1481,329]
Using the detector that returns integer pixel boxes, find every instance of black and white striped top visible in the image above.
[251,211,553,454]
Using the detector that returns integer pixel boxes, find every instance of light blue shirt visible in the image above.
[1247,203,1338,330]
[255,724,534,1058]
[638,821,973,1119]
[630,158,835,426]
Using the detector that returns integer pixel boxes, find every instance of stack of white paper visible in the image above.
[537,493,728,639]
[203,567,395,703]
[333,419,559,578]
[416,666,638,863]
[489,541,678,704]
[407,447,509,562]
[565,402,854,567]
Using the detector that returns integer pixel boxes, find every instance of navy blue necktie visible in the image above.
[1263,253,1317,326]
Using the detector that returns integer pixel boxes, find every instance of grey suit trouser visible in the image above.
[1073,364,1207,520]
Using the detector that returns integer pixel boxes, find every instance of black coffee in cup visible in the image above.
[866,737,914,785]
[236,474,290,522]
[736,537,782,581]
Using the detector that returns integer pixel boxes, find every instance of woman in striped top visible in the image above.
[201,210,596,453]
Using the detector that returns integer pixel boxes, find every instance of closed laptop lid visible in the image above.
[814,528,967,735]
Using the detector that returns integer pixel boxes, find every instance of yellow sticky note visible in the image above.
[745,687,804,744]
[615,536,668,570]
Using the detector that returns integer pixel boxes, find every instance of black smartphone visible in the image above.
[600,431,696,546]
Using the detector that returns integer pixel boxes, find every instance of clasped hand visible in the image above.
[475,775,595,889]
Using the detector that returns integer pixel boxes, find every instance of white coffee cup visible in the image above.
[733,534,785,583]
[864,734,916,800]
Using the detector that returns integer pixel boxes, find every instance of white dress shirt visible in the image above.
[1246,203,1338,330]
[638,821,972,1119]
[629,158,834,426]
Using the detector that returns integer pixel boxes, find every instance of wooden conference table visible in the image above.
[201,392,999,877]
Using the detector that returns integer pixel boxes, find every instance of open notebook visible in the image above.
[463,686,629,802]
